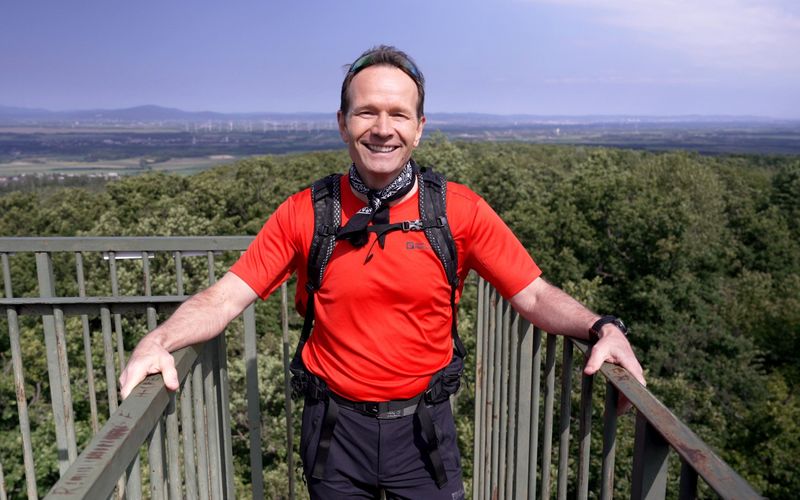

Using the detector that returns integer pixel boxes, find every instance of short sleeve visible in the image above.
[463,196,541,298]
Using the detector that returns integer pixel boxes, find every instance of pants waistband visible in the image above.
[328,391,423,419]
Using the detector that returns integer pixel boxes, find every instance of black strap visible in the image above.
[418,167,466,358]
[415,402,448,488]
[312,397,339,480]
[290,174,341,380]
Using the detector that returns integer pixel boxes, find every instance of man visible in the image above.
[120,45,645,499]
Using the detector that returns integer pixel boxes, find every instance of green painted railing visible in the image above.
[0,237,762,499]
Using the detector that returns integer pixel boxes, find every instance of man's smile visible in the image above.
[364,143,399,153]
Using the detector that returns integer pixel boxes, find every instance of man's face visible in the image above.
[337,65,426,190]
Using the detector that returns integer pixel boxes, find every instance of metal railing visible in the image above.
[471,280,761,499]
[1,237,762,499]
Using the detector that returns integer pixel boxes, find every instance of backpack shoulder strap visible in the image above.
[417,166,467,358]
[290,173,341,382]
[307,173,342,292]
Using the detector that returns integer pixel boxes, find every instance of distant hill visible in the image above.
[1,104,794,127]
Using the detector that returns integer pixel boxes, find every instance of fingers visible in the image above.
[119,348,178,399]
[160,353,180,392]
[583,334,647,416]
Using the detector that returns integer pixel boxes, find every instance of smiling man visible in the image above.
[119,45,645,499]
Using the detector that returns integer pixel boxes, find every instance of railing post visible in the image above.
[36,251,78,474]
[281,282,296,500]
[3,252,39,500]
[631,412,669,500]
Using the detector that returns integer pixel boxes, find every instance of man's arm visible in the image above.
[509,277,645,412]
[119,272,258,399]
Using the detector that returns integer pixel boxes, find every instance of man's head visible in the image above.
[340,45,425,119]
[337,46,427,189]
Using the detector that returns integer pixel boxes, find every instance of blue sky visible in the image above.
[1,0,798,118]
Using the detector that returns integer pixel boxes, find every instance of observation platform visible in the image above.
[0,237,761,499]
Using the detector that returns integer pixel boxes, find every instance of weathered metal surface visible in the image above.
[44,344,202,499]
[540,334,557,500]
[36,252,77,474]
[632,412,670,500]
[3,252,39,500]
[557,339,573,500]
[75,253,100,434]
[600,382,619,500]
[180,378,199,500]
[577,372,594,500]
[0,236,253,253]
[573,342,763,499]
[280,282,296,500]
[512,320,532,499]
[243,302,265,499]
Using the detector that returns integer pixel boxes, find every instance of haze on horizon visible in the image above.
[1,0,798,119]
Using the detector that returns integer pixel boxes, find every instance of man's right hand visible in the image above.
[119,337,179,399]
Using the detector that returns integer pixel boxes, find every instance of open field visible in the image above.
[0,155,239,177]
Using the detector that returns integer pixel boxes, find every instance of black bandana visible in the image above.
[337,161,417,247]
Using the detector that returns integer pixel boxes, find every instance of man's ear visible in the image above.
[413,115,426,147]
[337,110,349,143]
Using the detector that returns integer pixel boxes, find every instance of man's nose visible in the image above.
[371,113,392,136]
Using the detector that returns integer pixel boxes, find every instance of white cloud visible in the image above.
[524,0,800,72]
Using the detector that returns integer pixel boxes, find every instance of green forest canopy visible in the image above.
[1,138,799,498]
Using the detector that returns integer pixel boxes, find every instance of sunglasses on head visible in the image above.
[348,54,421,80]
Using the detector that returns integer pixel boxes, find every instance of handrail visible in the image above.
[0,236,253,252]
[44,345,204,499]
[577,340,762,498]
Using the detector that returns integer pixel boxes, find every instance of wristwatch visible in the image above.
[589,315,628,343]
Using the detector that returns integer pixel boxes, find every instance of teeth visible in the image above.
[366,144,397,153]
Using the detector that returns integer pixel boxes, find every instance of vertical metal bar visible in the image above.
[100,307,130,499]
[75,252,100,434]
[489,290,503,498]
[181,376,199,500]
[203,342,223,500]
[204,252,224,499]
[101,308,118,415]
[577,369,594,500]
[175,251,185,296]
[0,461,6,500]
[207,252,235,498]
[498,300,511,498]
[193,359,211,500]
[556,339,574,500]
[631,412,669,500]
[482,285,496,500]
[509,317,528,500]
[36,251,77,473]
[600,382,618,500]
[108,252,126,375]
[148,417,166,500]
[528,327,543,500]
[142,251,168,498]
[281,282,296,499]
[244,302,265,499]
[3,253,39,500]
[125,453,143,500]
[472,278,486,500]
[217,331,235,499]
[678,458,698,500]
[166,394,182,499]
[540,334,557,500]
[142,251,157,330]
